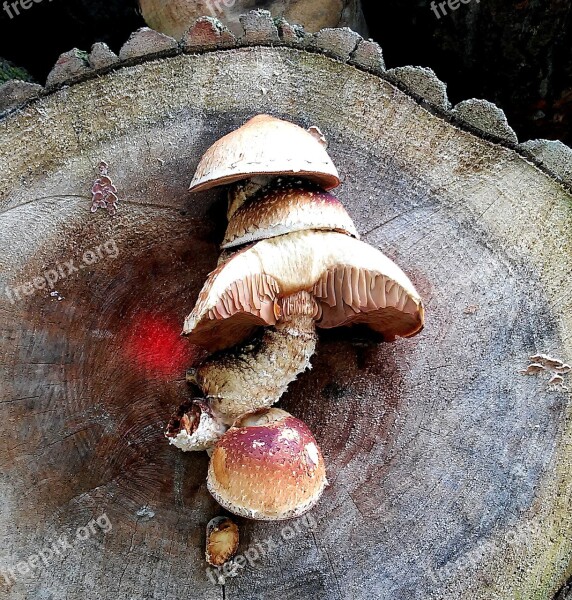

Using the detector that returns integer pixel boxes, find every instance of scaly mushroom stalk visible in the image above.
[190,291,318,425]
[168,291,318,452]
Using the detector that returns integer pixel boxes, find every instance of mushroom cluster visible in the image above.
[167,115,425,520]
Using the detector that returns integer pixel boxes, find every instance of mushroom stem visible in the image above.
[168,292,318,451]
[166,400,228,452]
[197,290,318,425]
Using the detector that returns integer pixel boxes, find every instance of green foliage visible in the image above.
[0,57,34,84]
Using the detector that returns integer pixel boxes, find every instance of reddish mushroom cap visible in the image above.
[207,408,327,520]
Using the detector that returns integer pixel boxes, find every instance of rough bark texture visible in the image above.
[0,1,144,82]
[0,57,34,84]
[0,45,571,599]
[1,0,570,145]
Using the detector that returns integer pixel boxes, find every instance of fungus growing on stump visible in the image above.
[222,178,359,249]
[176,230,423,430]
[208,409,328,520]
[190,115,340,193]
[167,115,424,519]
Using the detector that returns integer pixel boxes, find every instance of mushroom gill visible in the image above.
[170,230,423,450]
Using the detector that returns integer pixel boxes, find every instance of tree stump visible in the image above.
[0,26,571,600]
[139,0,368,38]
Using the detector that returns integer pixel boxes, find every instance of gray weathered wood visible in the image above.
[0,45,571,599]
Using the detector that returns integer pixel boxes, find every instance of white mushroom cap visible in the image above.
[189,115,340,193]
[207,408,327,520]
[222,178,359,249]
[183,230,424,352]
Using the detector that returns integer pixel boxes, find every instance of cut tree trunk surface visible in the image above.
[0,42,571,600]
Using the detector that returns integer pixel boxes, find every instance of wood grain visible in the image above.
[0,46,571,599]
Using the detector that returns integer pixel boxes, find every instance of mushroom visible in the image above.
[176,230,423,438]
[166,399,226,453]
[222,177,359,249]
[226,177,275,221]
[205,516,240,567]
[189,115,340,201]
[166,115,424,527]
[207,408,327,520]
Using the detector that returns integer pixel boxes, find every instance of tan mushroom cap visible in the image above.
[205,517,240,567]
[189,115,341,193]
[207,408,327,520]
[222,178,359,249]
[183,230,424,352]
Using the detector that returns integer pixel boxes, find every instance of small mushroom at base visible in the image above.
[207,408,327,521]
[206,516,240,567]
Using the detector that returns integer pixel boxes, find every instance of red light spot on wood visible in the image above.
[124,312,195,378]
